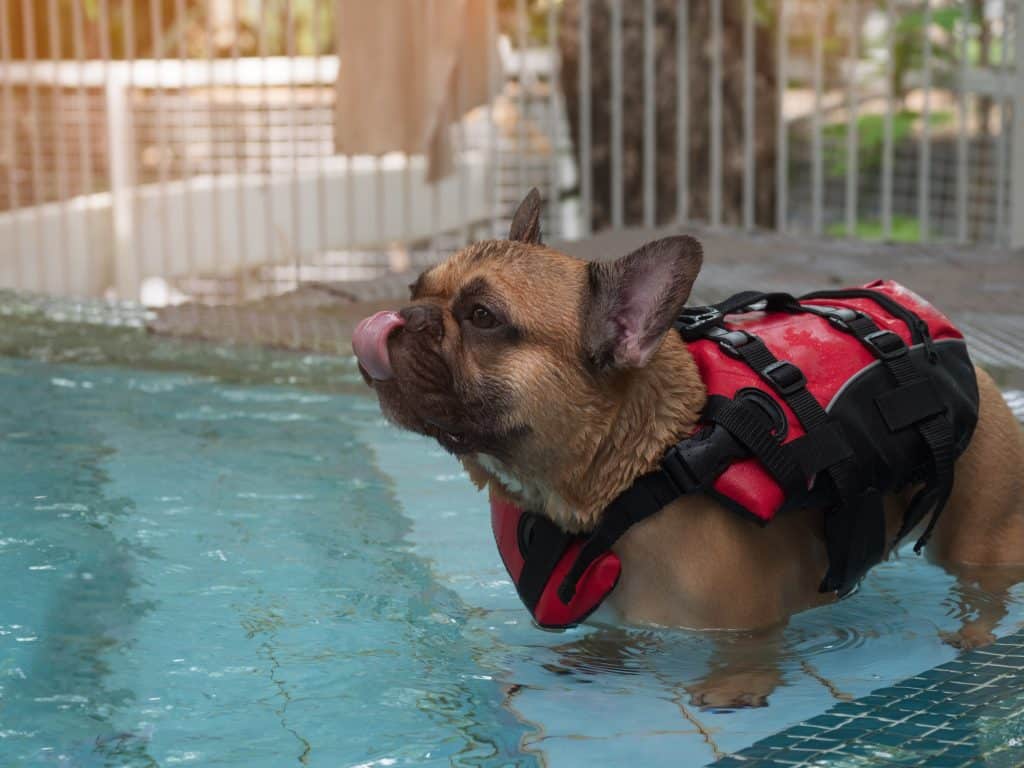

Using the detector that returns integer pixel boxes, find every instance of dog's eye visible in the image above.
[469,304,498,329]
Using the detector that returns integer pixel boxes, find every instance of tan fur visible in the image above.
[440,242,707,532]
[412,240,1024,630]
[364,232,1024,703]
[925,367,1024,565]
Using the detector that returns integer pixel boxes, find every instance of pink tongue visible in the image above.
[352,311,405,380]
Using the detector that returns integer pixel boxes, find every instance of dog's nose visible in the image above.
[399,304,445,338]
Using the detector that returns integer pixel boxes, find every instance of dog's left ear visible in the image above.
[509,188,543,244]
[584,236,703,369]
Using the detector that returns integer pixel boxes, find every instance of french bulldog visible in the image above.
[353,189,1024,706]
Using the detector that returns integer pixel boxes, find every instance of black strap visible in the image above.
[906,417,956,550]
[705,397,806,498]
[517,513,573,611]
[559,288,945,604]
[556,470,683,604]
[677,291,803,340]
[836,313,956,551]
[732,337,825,427]
[557,392,815,603]
[787,422,854,478]
[800,287,938,362]
[875,378,945,432]
[661,413,744,495]
[726,331,884,594]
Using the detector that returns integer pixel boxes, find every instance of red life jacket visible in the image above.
[491,281,980,630]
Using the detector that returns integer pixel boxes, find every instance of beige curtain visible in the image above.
[334,0,495,183]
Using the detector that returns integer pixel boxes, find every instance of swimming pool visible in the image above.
[1,325,1023,766]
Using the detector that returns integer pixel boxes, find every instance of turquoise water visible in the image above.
[1,355,1022,767]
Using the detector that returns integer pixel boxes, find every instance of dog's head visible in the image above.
[353,189,705,527]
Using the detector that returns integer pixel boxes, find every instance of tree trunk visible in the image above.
[558,0,778,232]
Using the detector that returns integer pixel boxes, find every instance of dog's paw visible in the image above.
[687,670,779,710]
[689,688,770,710]
[940,626,997,651]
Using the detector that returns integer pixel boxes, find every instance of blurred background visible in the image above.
[0,1,1020,334]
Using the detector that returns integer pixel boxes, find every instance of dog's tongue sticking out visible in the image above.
[352,311,405,380]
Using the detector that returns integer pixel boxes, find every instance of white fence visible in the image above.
[0,52,497,303]
[0,0,1020,308]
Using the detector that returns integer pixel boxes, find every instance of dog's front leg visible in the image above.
[938,563,1024,650]
[685,626,787,709]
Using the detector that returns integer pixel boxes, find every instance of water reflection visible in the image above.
[0,362,156,764]
[3,352,1023,768]
[1,358,543,768]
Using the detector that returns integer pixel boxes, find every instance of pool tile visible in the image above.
[710,627,1024,768]
[866,729,916,748]
[801,713,849,729]
[788,736,840,752]
[941,743,981,760]
[905,711,955,728]
[755,734,798,751]
[869,703,913,721]
[856,694,891,707]
[706,758,748,768]
[837,715,886,733]
[921,755,976,768]
[781,725,828,739]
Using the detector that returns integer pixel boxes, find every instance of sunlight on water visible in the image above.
[0,355,1021,767]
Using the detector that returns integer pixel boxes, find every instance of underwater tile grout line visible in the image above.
[709,628,1024,767]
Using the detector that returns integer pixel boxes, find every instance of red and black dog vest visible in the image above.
[491,281,980,629]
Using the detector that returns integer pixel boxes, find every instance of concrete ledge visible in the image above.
[149,226,1024,372]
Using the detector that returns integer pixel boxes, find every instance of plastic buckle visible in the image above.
[863,329,907,360]
[705,326,754,358]
[823,307,861,332]
[661,445,701,496]
[761,360,807,396]
[676,307,721,338]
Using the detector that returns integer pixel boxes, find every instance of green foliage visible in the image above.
[881,1,985,100]
[822,110,952,176]
[826,215,924,243]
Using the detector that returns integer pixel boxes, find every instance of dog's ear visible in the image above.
[584,236,703,369]
[508,188,543,244]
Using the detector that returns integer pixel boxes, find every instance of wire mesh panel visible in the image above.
[0,1,1019,312]
[0,0,516,306]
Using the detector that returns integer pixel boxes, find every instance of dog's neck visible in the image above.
[470,332,706,532]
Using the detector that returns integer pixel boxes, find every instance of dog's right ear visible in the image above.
[508,188,543,244]
[583,236,703,369]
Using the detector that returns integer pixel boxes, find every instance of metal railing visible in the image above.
[0,0,1020,309]
[567,0,1021,244]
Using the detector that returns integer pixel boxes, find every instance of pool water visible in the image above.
[1,355,1022,767]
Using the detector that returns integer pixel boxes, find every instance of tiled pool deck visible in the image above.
[712,630,1024,767]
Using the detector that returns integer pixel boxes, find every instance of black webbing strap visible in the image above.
[676,291,803,340]
[517,514,573,611]
[839,313,956,551]
[704,397,806,498]
[729,332,884,594]
[560,289,939,604]
[733,338,824,428]
[556,470,683,604]
[557,392,817,604]
[786,421,854,478]
[875,379,945,432]
[800,287,938,362]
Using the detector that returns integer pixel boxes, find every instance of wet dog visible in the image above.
[353,190,1024,706]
